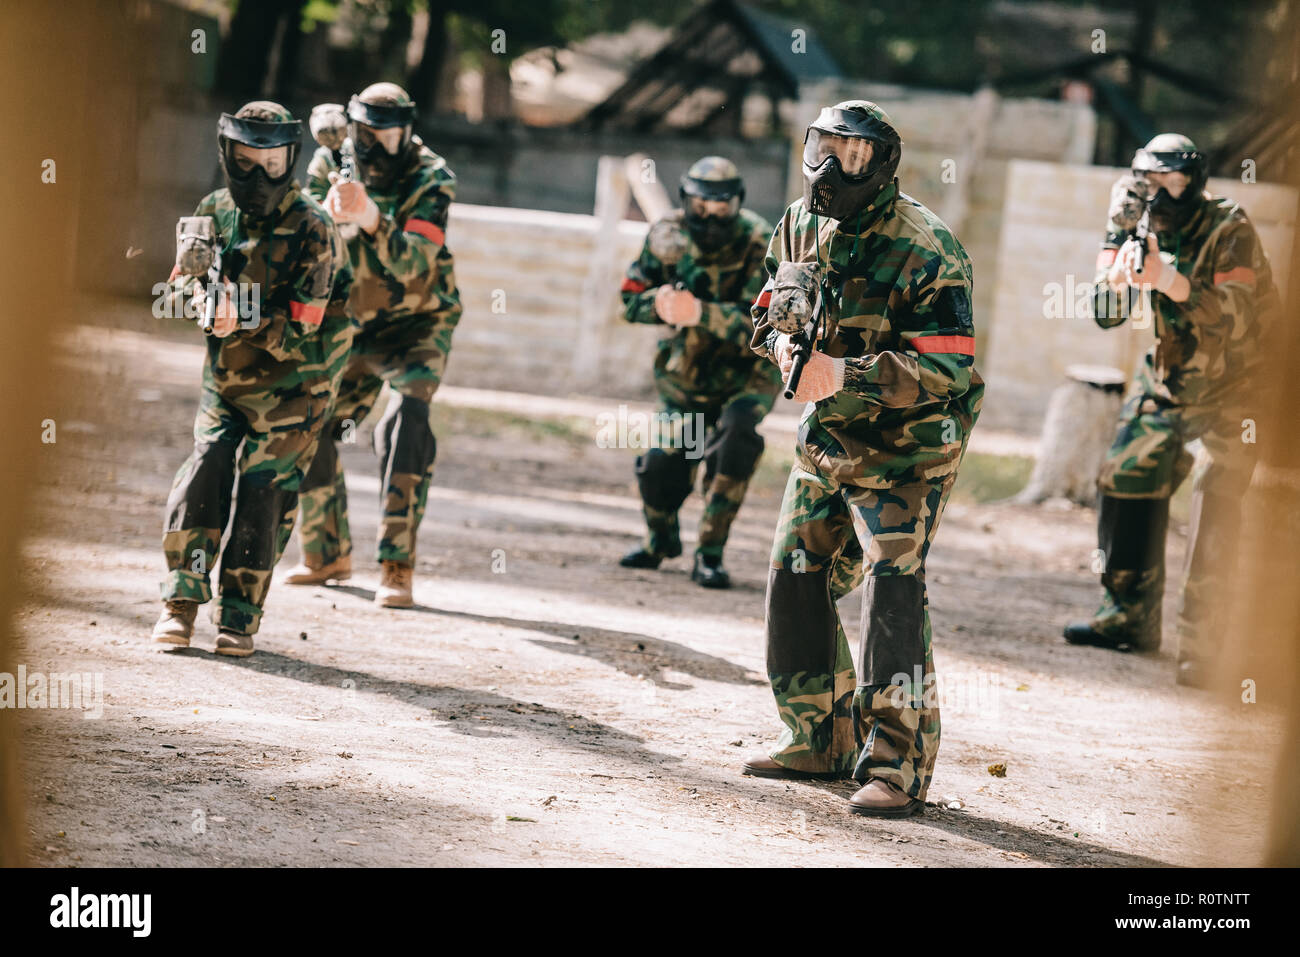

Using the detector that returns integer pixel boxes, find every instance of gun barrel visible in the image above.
[199,283,218,333]
[783,337,813,400]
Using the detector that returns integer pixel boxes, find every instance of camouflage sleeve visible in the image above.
[363,169,453,282]
[239,212,336,361]
[699,225,770,347]
[305,146,336,204]
[1164,215,1265,391]
[620,236,667,325]
[324,223,354,326]
[841,250,977,408]
[748,214,788,359]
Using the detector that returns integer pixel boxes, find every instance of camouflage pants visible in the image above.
[296,308,459,566]
[1097,391,1258,659]
[161,362,331,635]
[634,390,774,558]
[764,464,957,799]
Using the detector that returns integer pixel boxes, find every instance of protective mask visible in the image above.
[223,160,292,220]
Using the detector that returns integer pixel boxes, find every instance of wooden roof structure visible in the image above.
[576,0,840,136]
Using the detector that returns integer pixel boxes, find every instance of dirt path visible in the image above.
[15,301,1280,867]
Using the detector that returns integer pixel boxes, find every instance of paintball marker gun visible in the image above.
[647,219,690,292]
[175,216,222,334]
[766,261,826,401]
[1108,173,1152,273]
[310,102,355,182]
[310,103,357,238]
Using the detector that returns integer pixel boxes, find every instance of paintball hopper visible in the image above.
[175,216,216,275]
[648,220,690,267]
[1108,174,1149,232]
[767,261,823,335]
[309,103,349,151]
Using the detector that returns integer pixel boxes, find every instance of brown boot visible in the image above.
[283,554,352,585]
[152,600,198,646]
[376,560,414,608]
[848,779,923,818]
[214,631,255,657]
[741,753,841,781]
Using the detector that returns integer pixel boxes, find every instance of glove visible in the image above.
[325,172,381,233]
[774,334,844,402]
[654,285,702,327]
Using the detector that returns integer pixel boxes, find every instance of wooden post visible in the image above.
[573,156,630,391]
[1014,364,1126,505]
[625,152,672,223]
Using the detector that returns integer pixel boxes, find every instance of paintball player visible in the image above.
[745,101,983,817]
[151,101,353,657]
[282,83,463,609]
[1063,134,1279,687]
[617,157,782,588]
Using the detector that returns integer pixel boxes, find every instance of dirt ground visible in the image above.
[14,298,1282,867]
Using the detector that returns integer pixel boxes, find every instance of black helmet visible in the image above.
[1132,133,1208,233]
[802,100,902,222]
[347,82,418,191]
[217,101,302,219]
[679,156,744,252]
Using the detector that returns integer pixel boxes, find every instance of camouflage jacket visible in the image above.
[1092,194,1279,408]
[306,136,461,327]
[163,184,351,395]
[751,182,983,488]
[621,209,782,406]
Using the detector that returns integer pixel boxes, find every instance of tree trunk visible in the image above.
[1014,365,1126,506]
[216,0,286,100]
[407,7,448,113]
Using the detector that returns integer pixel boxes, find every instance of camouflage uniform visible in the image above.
[751,179,983,800]
[1078,188,1278,664]
[160,186,352,636]
[620,207,782,561]
[295,135,462,567]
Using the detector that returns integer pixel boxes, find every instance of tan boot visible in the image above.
[741,753,841,781]
[376,560,414,608]
[848,779,923,818]
[214,630,255,657]
[152,600,198,646]
[283,554,352,585]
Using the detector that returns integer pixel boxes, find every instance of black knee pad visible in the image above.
[766,567,837,676]
[374,394,436,476]
[166,438,238,530]
[705,401,765,479]
[858,575,926,688]
[635,447,694,513]
[302,432,339,493]
[226,476,297,570]
[1098,495,1169,571]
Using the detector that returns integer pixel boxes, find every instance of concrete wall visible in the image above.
[981,160,1297,432]
[443,204,658,398]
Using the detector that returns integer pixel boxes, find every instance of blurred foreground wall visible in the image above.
[0,0,150,868]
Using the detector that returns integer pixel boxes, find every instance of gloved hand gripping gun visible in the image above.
[767,261,826,400]
[175,216,222,334]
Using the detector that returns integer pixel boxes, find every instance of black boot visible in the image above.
[1064,495,1168,652]
[620,548,664,569]
[691,552,731,589]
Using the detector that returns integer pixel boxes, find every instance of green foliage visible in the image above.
[949,452,1035,505]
